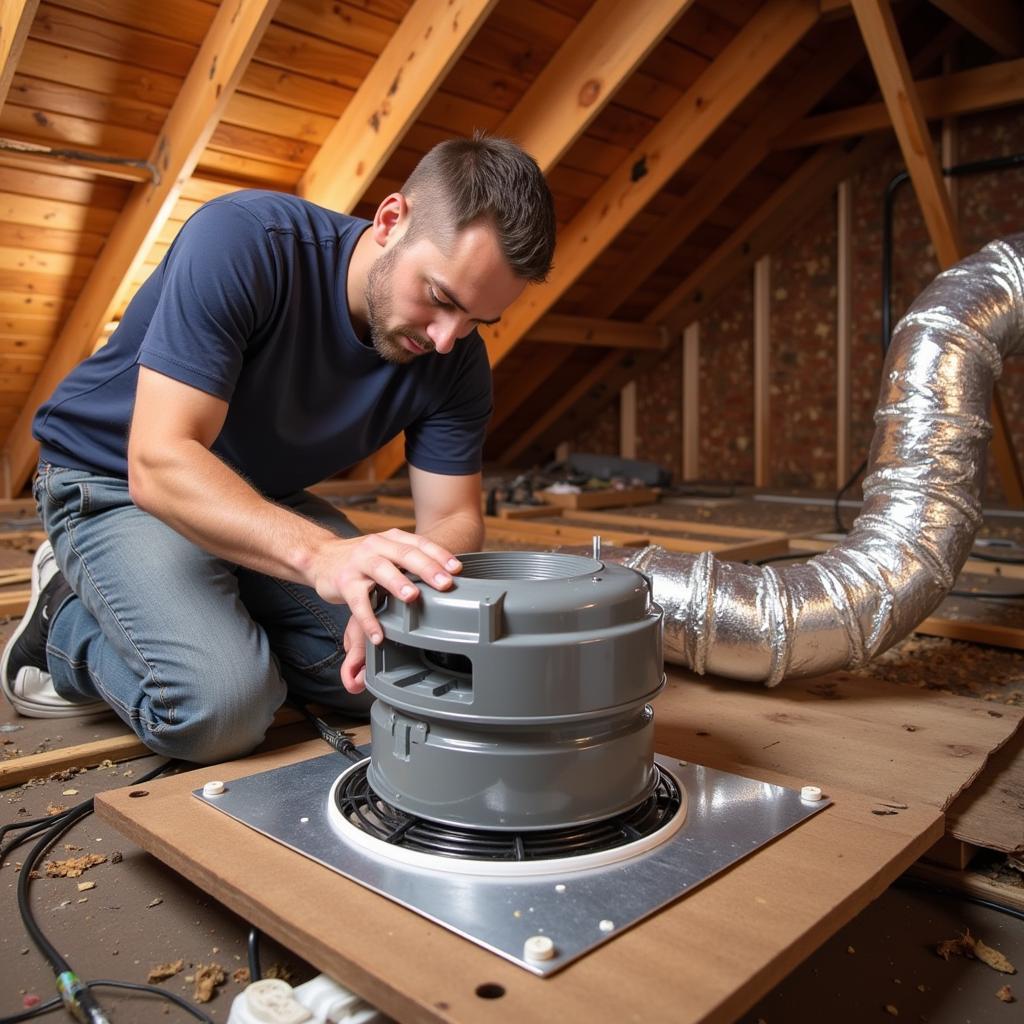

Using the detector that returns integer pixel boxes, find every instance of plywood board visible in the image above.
[656,670,1023,814]
[97,737,942,1024]
[537,487,659,509]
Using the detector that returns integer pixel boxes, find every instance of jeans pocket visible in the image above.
[75,477,132,518]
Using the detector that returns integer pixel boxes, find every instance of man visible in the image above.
[0,136,556,763]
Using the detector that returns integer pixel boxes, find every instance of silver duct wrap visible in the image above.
[614,236,1024,685]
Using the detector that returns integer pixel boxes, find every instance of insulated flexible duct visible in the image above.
[614,235,1024,685]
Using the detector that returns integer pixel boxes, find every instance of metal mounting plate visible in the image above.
[194,752,829,976]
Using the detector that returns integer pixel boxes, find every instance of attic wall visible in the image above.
[562,104,1024,500]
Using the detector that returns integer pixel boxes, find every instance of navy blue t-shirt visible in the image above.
[34,191,493,498]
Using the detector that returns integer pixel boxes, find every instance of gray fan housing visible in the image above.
[365,550,665,830]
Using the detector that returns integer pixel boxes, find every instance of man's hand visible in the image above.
[313,528,462,694]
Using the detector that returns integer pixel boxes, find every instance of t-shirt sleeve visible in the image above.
[404,336,493,475]
[138,200,276,401]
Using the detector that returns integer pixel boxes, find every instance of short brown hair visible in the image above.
[401,135,556,283]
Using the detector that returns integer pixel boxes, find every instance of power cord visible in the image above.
[291,703,365,764]
[0,759,218,1024]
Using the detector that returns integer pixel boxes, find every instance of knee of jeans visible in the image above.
[145,663,284,764]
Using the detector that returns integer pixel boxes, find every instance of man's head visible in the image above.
[364,135,556,364]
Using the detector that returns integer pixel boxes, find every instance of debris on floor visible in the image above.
[147,959,185,983]
[190,962,227,1003]
[43,853,106,878]
[935,929,1017,973]
[997,984,1016,1003]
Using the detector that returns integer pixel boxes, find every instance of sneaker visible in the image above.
[0,542,107,719]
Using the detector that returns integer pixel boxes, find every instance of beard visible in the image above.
[365,243,435,365]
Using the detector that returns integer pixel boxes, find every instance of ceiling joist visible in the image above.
[2,0,282,495]
[296,0,498,212]
[785,56,1024,148]
[0,0,38,113]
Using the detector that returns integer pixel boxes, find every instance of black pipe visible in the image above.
[882,152,1024,353]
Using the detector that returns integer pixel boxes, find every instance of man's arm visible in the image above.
[128,368,462,664]
[340,464,485,693]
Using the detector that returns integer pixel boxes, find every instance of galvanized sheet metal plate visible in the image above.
[194,753,829,976]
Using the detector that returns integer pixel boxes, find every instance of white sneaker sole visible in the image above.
[0,543,108,719]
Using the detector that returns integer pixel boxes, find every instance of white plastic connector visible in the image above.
[292,974,390,1024]
[523,935,556,962]
[800,785,823,802]
[227,979,311,1024]
[202,780,226,797]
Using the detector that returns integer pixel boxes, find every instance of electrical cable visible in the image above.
[247,927,263,983]
[292,703,364,764]
[3,760,201,1024]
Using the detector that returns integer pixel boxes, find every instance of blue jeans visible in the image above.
[35,463,373,763]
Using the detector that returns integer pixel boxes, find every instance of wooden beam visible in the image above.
[0,0,38,112]
[851,0,963,266]
[498,0,695,171]
[296,0,497,211]
[682,322,699,480]
[483,0,819,370]
[358,0,694,483]
[2,0,281,495]
[852,0,1024,507]
[783,57,1024,147]
[928,0,1024,58]
[524,314,666,349]
[753,256,771,488]
[620,381,637,459]
[591,23,866,320]
[836,180,852,489]
[499,350,624,465]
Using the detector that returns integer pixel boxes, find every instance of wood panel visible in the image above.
[98,662,1023,1024]
[0,0,40,111]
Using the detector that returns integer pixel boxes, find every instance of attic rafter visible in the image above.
[589,24,866,320]
[296,0,497,212]
[784,57,1024,148]
[0,0,38,112]
[484,0,819,371]
[524,315,666,350]
[357,0,695,482]
[1,0,281,495]
[851,0,1024,507]
[928,0,1024,58]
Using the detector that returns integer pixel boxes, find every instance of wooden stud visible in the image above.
[928,0,1024,58]
[2,0,282,494]
[753,256,771,488]
[524,315,666,350]
[296,0,497,212]
[620,381,637,459]
[682,322,700,481]
[783,56,1024,147]
[836,180,852,489]
[0,0,39,112]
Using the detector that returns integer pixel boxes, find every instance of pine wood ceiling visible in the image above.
[0,0,1020,490]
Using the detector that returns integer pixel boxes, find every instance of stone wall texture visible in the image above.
[566,105,1024,502]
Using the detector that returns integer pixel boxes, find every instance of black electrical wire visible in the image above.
[86,981,216,1023]
[292,703,364,764]
[5,760,198,1024]
[247,927,263,983]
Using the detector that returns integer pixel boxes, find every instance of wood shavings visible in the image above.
[146,897,163,908]
[76,881,95,892]
[997,985,1016,1003]
[61,789,78,796]
[45,804,65,816]
[44,854,106,878]
[264,963,295,984]
[232,967,250,985]
[884,1005,898,1016]
[192,963,226,1003]
[147,959,184,983]
[935,929,1017,973]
